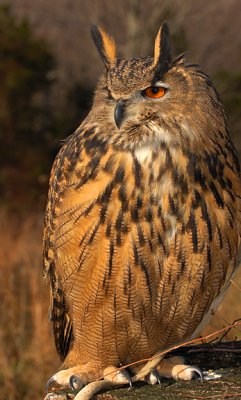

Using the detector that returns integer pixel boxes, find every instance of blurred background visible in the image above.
[0,0,241,399]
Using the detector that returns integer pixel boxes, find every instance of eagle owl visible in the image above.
[43,24,241,399]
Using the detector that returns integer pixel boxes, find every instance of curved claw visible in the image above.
[46,377,56,393]
[151,369,162,385]
[69,375,83,393]
[118,369,133,389]
[146,369,162,385]
[190,366,204,382]
[104,366,133,389]
[126,372,133,390]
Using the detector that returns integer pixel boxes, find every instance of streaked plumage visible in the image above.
[43,23,241,398]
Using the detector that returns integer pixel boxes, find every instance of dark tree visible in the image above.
[0,5,55,209]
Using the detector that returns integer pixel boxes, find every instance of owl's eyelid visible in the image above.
[154,81,169,89]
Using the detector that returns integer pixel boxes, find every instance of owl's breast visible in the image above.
[131,141,240,296]
[53,137,240,357]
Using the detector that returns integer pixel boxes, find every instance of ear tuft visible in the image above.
[91,25,116,69]
[153,22,172,72]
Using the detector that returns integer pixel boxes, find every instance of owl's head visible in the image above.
[89,24,226,151]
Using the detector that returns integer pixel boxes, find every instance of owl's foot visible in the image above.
[145,368,162,385]
[46,367,86,393]
[145,356,203,382]
[45,357,202,399]
[103,365,133,388]
[46,364,132,399]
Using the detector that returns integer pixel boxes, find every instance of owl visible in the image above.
[43,23,241,399]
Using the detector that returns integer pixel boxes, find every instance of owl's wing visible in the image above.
[45,259,73,361]
[43,141,75,360]
[43,124,147,358]
[43,126,115,359]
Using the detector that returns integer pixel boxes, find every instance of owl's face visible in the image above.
[90,25,225,151]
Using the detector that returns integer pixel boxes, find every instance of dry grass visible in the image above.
[202,275,241,341]
[0,211,240,400]
[0,211,58,400]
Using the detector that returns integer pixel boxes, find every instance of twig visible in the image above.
[219,318,241,342]
[230,279,241,293]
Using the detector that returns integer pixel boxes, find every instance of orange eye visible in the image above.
[143,86,166,99]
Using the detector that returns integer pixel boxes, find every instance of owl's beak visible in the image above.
[114,100,126,129]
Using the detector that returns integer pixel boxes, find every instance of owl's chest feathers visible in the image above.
[134,143,156,164]
[132,144,188,208]
[125,144,235,247]
[64,136,236,257]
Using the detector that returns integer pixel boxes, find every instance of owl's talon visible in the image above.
[116,368,133,389]
[46,376,59,393]
[46,374,69,393]
[152,369,162,385]
[104,366,132,387]
[114,369,133,388]
[189,366,204,382]
[145,369,162,385]
[171,362,204,381]
[46,368,86,393]
[69,375,84,393]
[126,371,133,389]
